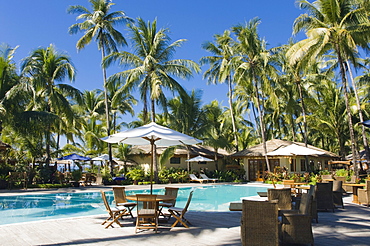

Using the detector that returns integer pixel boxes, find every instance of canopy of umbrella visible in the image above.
[102,122,201,193]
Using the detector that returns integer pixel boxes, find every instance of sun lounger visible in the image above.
[200,174,218,183]
[189,174,206,183]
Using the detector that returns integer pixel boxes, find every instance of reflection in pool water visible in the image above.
[0,184,267,225]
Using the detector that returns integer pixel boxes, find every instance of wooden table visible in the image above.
[126,194,176,202]
[343,183,366,204]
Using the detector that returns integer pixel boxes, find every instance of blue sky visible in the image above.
[1,0,304,123]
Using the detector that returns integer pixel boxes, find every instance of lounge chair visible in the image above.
[158,187,179,219]
[168,191,194,228]
[135,194,158,233]
[189,174,206,183]
[112,187,136,218]
[199,174,218,182]
[100,191,127,229]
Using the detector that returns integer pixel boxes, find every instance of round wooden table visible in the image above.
[126,194,176,202]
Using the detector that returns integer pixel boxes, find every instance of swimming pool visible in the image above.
[0,184,267,225]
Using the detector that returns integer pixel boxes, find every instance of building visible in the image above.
[231,139,339,181]
[130,144,229,173]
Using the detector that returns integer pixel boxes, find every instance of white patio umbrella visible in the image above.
[186,155,214,172]
[266,144,325,156]
[185,155,214,162]
[102,122,202,193]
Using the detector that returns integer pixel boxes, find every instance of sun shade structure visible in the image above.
[185,155,214,162]
[57,153,91,161]
[102,122,202,193]
[266,144,325,156]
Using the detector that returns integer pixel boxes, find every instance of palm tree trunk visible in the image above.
[150,99,158,182]
[337,48,359,178]
[253,76,270,172]
[346,61,370,165]
[227,75,239,152]
[101,47,113,175]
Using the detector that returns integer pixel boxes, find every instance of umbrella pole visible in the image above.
[150,140,154,194]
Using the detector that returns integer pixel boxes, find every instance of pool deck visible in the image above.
[1,183,370,246]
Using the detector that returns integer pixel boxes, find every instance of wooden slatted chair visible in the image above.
[158,187,179,219]
[100,191,127,229]
[168,191,194,228]
[358,180,370,207]
[135,194,158,233]
[113,187,136,218]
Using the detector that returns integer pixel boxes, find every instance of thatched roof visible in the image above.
[231,139,339,158]
[131,144,230,159]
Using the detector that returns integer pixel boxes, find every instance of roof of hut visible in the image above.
[231,139,339,158]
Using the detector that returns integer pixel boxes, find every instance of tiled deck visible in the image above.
[0,183,369,245]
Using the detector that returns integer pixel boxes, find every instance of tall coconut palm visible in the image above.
[287,0,370,177]
[104,18,200,123]
[68,0,133,172]
[200,30,240,151]
[0,44,19,137]
[232,18,277,172]
[20,44,79,164]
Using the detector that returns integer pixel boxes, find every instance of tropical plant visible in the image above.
[68,0,133,172]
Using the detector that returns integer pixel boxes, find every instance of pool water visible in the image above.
[0,184,267,225]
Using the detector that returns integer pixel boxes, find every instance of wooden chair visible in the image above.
[112,187,136,218]
[267,188,292,211]
[316,182,335,212]
[158,187,179,218]
[280,187,314,246]
[100,191,127,229]
[189,174,206,183]
[358,180,370,207]
[135,194,158,233]
[168,190,194,228]
[333,180,344,209]
[241,200,279,246]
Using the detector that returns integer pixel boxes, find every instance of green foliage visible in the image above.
[126,168,145,181]
[71,169,82,181]
[28,183,71,189]
[335,169,349,177]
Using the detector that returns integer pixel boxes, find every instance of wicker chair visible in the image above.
[316,182,335,212]
[112,187,137,218]
[267,188,292,211]
[280,190,314,245]
[241,200,279,246]
[358,180,370,207]
[333,180,344,209]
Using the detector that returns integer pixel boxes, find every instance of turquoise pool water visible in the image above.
[0,184,267,225]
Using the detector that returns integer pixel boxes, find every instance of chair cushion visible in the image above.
[138,209,156,216]
[117,202,136,207]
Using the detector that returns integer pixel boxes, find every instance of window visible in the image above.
[301,159,306,171]
[170,157,181,164]
[290,159,296,172]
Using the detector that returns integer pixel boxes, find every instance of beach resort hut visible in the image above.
[231,139,339,181]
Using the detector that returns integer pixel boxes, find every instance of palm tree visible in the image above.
[200,30,240,151]
[21,44,79,164]
[232,18,277,172]
[287,0,370,177]
[68,0,133,172]
[0,44,19,137]
[103,18,200,123]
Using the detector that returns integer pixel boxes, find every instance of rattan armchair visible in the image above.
[267,188,292,211]
[358,180,370,207]
[316,182,334,212]
[333,180,344,209]
[241,200,279,246]
[280,188,314,246]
